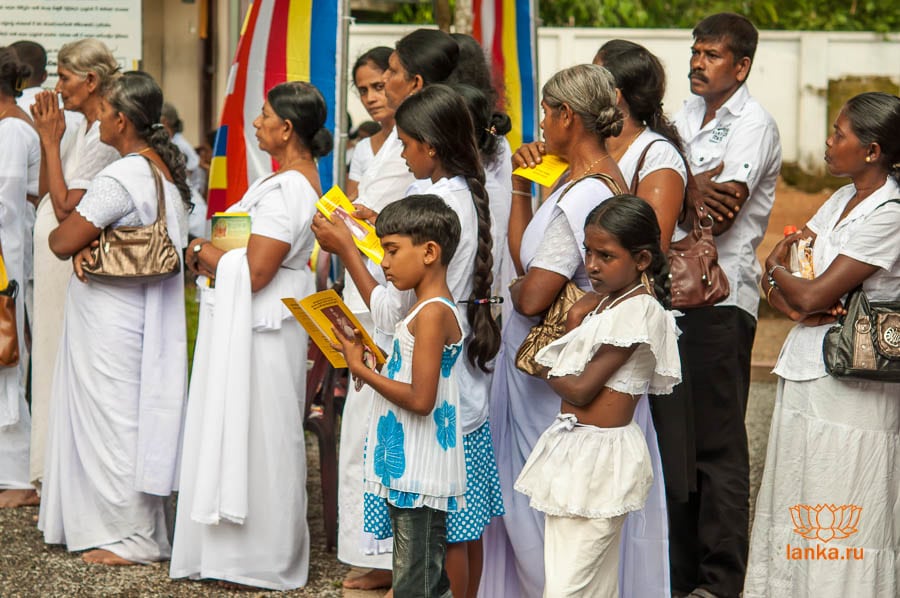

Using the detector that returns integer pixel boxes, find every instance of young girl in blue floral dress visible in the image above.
[514,195,681,597]
[335,195,468,597]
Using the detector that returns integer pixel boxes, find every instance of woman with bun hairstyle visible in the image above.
[0,47,41,509]
[171,81,332,590]
[39,71,190,565]
[745,92,900,598]
[29,38,121,490]
[481,64,628,598]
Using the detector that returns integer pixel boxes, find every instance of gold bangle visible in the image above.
[766,284,776,304]
[508,276,523,290]
[511,190,531,198]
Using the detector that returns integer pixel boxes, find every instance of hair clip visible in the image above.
[151,123,165,130]
[484,125,498,137]
[459,296,504,305]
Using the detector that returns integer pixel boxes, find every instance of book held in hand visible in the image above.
[211,212,251,250]
[316,186,384,264]
[512,154,569,187]
[282,290,385,369]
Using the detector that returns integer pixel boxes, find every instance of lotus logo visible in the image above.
[789,504,862,543]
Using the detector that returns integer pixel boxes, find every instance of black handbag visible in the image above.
[823,286,900,382]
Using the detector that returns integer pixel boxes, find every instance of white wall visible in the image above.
[347,25,900,173]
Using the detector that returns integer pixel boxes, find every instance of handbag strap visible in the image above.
[628,139,665,194]
[139,155,167,224]
[557,171,623,205]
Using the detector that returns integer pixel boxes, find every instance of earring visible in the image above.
[428,150,435,157]
[865,156,872,163]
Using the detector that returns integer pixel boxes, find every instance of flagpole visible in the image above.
[334,0,351,189]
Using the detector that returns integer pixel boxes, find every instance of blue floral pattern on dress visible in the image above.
[385,339,402,379]
[374,411,405,486]
[440,344,462,378]
[388,488,420,508]
[433,400,457,451]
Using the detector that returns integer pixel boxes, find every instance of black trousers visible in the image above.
[666,306,756,598]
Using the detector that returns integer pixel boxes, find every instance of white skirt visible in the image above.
[515,414,653,519]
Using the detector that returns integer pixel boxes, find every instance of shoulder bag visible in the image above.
[630,137,730,309]
[515,172,622,377]
[823,199,900,382]
[823,287,900,382]
[82,156,182,286]
[0,239,19,366]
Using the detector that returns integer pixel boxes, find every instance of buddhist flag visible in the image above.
[473,0,539,150]
[207,0,345,215]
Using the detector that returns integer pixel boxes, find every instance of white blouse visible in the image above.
[536,294,682,396]
[774,178,900,381]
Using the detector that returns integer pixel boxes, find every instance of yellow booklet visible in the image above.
[211,212,251,250]
[316,186,384,264]
[0,254,8,291]
[512,154,569,187]
[282,290,386,369]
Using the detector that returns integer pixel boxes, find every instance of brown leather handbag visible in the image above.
[82,157,181,286]
[667,203,730,309]
[515,172,621,376]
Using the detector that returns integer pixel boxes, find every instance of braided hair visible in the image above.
[394,84,500,371]
[105,71,191,208]
[585,194,671,308]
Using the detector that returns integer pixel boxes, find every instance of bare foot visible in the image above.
[343,568,393,590]
[81,549,138,566]
[0,489,40,508]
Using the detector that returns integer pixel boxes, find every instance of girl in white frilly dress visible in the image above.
[515,195,682,597]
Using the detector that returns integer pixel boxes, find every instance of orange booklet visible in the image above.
[316,186,384,264]
[282,290,386,369]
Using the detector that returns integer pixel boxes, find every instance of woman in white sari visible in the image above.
[39,71,190,565]
[29,38,120,489]
[0,47,41,508]
[171,81,329,590]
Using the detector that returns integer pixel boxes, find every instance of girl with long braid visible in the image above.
[314,84,504,598]
[39,71,190,565]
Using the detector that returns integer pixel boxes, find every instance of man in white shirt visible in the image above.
[665,13,782,598]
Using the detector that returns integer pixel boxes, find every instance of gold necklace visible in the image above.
[136,146,153,155]
[610,126,645,161]
[580,154,612,177]
[0,107,10,120]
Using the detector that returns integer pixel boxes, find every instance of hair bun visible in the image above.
[594,106,624,139]
[310,127,334,158]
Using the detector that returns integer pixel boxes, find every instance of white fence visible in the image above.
[348,24,900,174]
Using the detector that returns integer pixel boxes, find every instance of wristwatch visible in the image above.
[192,241,205,254]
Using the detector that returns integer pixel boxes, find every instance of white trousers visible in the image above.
[543,513,626,598]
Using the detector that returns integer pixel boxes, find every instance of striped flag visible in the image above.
[207,0,345,215]
[473,0,539,150]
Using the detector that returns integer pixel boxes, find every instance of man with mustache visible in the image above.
[666,12,782,598]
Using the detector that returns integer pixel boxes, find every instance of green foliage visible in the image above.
[539,0,900,32]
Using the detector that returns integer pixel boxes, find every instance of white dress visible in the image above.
[38,155,188,562]
[170,170,316,590]
[0,117,39,490]
[744,179,900,598]
[30,117,118,486]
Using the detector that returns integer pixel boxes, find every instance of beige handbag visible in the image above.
[82,157,181,286]
[514,172,621,376]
